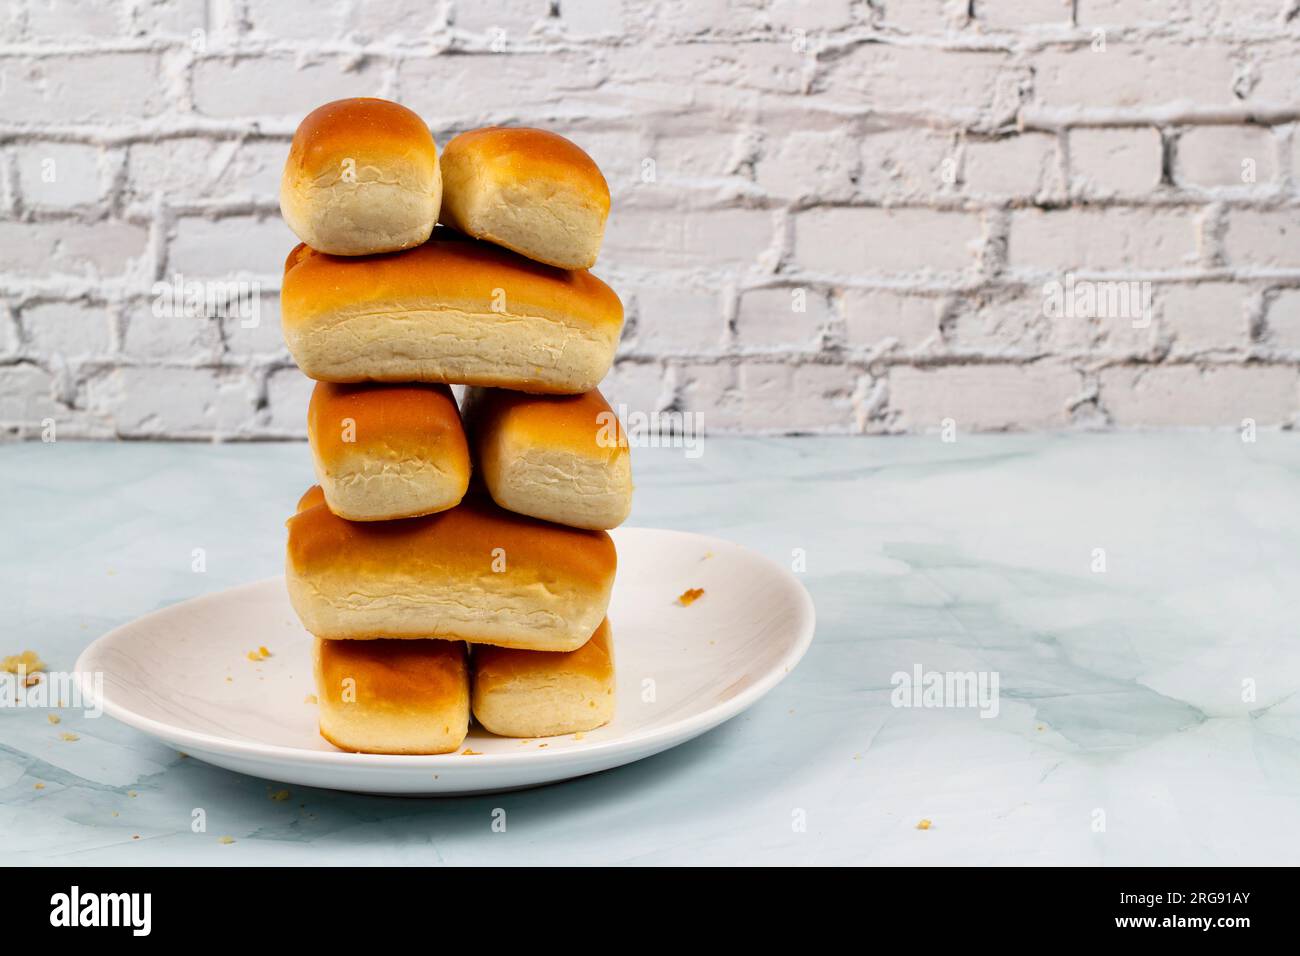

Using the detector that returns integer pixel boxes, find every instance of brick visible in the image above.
[221,294,287,360]
[842,290,941,350]
[85,367,256,437]
[1034,43,1237,110]
[1262,290,1300,350]
[629,284,725,352]
[121,302,223,362]
[348,0,446,41]
[675,360,743,430]
[449,0,548,37]
[974,0,1072,29]
[824,46,1017,115]
[400,53,604,126]
[608,43,811,97]
[26,0,124,38]
[169,216,296,276]
[874,0,968,32]
[962,133,1059,198]
[1074,1,1182,26]
[737,361,856,430]
[1175,126,1277,188]
[754,128,858,202]
[600,360,671,415]
[1158,283,1248,354]
[765,0,856,32]
[735,286,832,350]
[130,0,208,36]
[11,143,105,208]
[1223,211,1300,269]
[20,302,113,358]
[857,128,958,202]
[263,366,313,435]
[603,206,774,271]
[1007,208,1196,271]
[944,290,1052,353]
[1099,365,1297,425]
[0,53,167,123]
[889,362,1083,429]
[0,221,149,279]
[1188,0,1287,27]
[794,207,983,275]
[0,363,64,423]
[1068,128,1163,195]
[560,0,629,34]
[126,138,286,202]
[245,0,347,39]
[193,55,383,119]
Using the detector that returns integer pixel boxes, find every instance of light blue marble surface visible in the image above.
[3,434,1299,865]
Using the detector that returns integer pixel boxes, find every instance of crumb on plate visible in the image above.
[676,587,705,607]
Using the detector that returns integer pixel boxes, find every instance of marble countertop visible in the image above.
[3,433,1299,865]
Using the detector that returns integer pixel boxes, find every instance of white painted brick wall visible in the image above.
[2,0,1300,439]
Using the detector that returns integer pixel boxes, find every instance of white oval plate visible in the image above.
[75,528,815,795]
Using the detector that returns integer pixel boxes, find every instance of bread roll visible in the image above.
[307,381,470,522]
[472,619,615,738]
[462,387,632,530]
[280,234,624,393]
[439,127,610,270]
[287,489,616,650]
[313,637,469,754]
[280,98,441,256]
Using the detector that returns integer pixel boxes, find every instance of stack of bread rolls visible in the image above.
[278,99,630,754]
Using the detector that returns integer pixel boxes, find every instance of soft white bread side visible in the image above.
[462,386,632,531]
[286,488,617,651]
[472,619,615,738]
[280,234,624,394]
[307,381,470,521]
[313,637,469,754]
[439,127,610,270]
[280,98,441,256]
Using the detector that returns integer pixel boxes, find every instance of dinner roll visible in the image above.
[314,637,469,754]
[472,619,615,738]
[439,127,610,270]
[287,489,616,651]
[280,234,624,393]
[462,387,632,530]
[280,98,442,256]
[307,381,470,522]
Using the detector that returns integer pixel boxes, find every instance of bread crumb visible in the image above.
[572,732,585,741]
[225,676,233,683]
[59,732,79,742]
[128,790,137,798]
[259,645,272,658]
[47,714,61,725]
[461,748,481,756]
[132,834,139,840]
[270,789,290,802]
[916,818,933,830]
[111,811,119,818]
[218,836,235,845]
[34,782,45,790]
[537,743,548,748]
[676,587,705,607]
[2,650,45,676]
[304,694,317,705]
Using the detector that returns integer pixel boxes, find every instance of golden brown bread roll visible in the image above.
[439,127,610,270]
[286,489,616,650]
[472,619,615,738]
[280,234,624,393]
[462,386,632,530]
[280,98,442,256]
[307,381,470,522]
[313,637,469,754]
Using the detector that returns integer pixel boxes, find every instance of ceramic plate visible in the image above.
[74,528,815,795]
